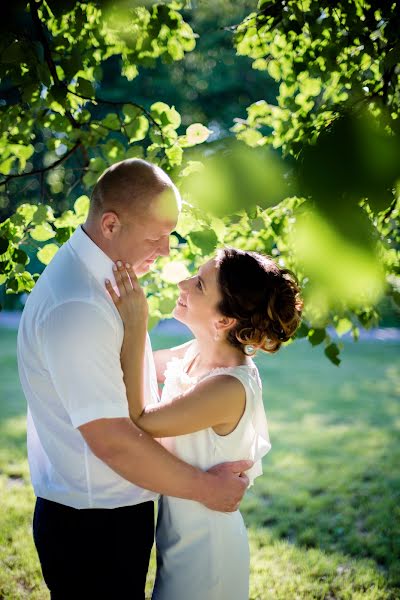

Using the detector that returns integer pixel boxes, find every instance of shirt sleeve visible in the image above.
[42,300,130,428]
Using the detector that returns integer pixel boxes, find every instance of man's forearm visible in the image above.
[80,417,211,502]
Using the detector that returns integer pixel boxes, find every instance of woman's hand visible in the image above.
[105,261,148,332]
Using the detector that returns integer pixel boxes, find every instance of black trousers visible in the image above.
[33,497,155,600]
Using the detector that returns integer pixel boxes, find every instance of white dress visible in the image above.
[152,342,271,600]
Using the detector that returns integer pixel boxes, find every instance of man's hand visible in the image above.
[201,460,253,512]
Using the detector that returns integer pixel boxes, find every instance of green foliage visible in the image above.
[0,0,399,364]
[234,0,400,155]
[0,199,89,292]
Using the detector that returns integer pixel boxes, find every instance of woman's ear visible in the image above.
[214,316,237,335]
[101,211,121,239]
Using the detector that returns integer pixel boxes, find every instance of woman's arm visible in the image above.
[136,374,246,438]
[105,262,148,421]
[106,263,246,437]
[153,341,194,383]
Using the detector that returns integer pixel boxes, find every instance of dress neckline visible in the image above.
[183,351,256,382]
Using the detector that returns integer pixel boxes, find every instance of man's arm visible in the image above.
[78,417,251,511]
[43,301,251,511]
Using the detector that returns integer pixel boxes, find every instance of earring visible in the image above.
[244,344,256,356]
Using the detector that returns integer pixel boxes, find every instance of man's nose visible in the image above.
[159,236,170,257]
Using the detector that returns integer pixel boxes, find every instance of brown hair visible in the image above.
[89,158,176,218]
[216,248,303,354]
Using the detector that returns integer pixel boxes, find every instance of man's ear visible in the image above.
[101,211,120,239]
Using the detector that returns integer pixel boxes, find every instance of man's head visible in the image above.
[85,159,181,275]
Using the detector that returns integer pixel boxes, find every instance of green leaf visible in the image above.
[74,195,90,218]
[150,102,181,129]
[165,145,183,166]
[176,210,197,237]
[123,105,141,122]
[335,318,352,337]
[0,157,15,175]
[186,124,212,146]
[16,204,37,225]
[30,223,56,242]
[324,343,341,366]
[267,60,281,81]
[0,237,9,255]
[122,64,139,81]
[188,230,218,255]
[15,271,35,293]
[126,116,149,142]
[12,249,29,265]
[32,205,54,225]
[37,243,59,265]
[308,328,326,346]
[295,322,310,339]
[0,260,11,275]
[77,77,94,98]
[238,128,263,147]
[301,78,322,97]
[102,113,121,131]
[55,227,74,244]
[5,277,18,293]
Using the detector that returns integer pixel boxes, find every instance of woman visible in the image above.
[105,247,303,600]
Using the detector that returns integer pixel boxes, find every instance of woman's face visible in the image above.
[173,258,223,333]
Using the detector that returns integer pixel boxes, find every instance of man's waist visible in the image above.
[32,482,159,509]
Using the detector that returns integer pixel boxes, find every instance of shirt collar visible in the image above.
[67,225,116,288]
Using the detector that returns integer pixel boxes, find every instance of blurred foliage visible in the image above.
[0,0,399,364]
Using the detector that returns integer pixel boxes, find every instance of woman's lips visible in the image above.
[177,297,187,307]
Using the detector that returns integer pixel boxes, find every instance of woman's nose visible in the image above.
[178,277,190,290]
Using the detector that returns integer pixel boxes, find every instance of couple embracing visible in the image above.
[17,159,303,599]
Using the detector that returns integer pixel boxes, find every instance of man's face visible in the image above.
[111,189,180,276]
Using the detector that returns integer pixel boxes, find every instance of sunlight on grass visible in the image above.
[0,327,399,598]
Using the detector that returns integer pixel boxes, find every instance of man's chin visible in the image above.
[135,262,153,276]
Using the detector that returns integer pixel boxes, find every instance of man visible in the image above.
[17,159,251,599]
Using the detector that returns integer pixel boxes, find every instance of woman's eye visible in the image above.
[196,279,202,290]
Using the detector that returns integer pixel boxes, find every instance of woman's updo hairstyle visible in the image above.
[216,248,303,354]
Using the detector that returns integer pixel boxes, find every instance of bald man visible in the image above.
[17,159,251,599]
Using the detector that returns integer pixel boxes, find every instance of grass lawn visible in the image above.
[0,326,399,599]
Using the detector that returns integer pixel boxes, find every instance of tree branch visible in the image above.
[29,0,80,130]
[65,87,166,146]
[0,142,82,186]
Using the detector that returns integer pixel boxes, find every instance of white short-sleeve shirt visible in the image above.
[17,226,159,508]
